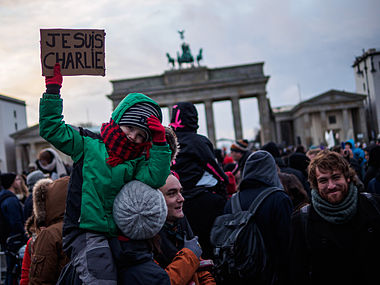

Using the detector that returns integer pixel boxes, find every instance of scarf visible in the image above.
[311,183,358,224]
[100,119,152,167]
[38,148,68,179]
[163,222,184,242]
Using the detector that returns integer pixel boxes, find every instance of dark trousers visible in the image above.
[5,253,17,285]
[62,230,117,284]
[182,187,226,259]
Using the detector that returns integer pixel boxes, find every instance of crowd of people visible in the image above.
[0,63,380,284]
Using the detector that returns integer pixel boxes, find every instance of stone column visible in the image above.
[303,113,311,146]
[342,109,349,141]
[204,100,216,146]
[231,97,243,140]
[166,104,173,121]
[15,145,23,174]
[358,107,368,141]
[29,142,37,164]
[257,93,273,144]
[276,120,282,144]
[320,110,327,143]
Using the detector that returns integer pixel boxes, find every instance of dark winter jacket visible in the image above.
[290,193,380,285]
[156,218,216,285]
[110,238,170,285]
[224,151,293,285]
[39,92,171,237]
[170,102,228,191]
[23,195,33,222]
[364,145,380,189]
[182,187,226,259]
[0,189,25,247]
[29,177,70,285]
[365,166,380,190]
[368,174,380,195]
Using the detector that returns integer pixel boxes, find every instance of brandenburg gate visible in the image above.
[107,31,275,146]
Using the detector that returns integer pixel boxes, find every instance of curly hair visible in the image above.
[308,150,354,190]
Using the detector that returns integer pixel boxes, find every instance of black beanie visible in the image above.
[1,173,16,189]
[119,102,160,139]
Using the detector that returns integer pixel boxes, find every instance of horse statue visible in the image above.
[166,53,175,68]
[178,30,185,40]
[177,42,194,68]
[196,48,203,66]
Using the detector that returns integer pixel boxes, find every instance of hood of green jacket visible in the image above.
[111,93,162,124]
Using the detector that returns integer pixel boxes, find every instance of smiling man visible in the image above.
[289,150,380,285]
[156,173,216,285]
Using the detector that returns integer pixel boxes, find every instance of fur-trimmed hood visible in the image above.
[32,176,69,228]
[165,126,179,163]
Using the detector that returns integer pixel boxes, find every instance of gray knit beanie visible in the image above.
[26,170,47,192]
[113,180,167,240]
[119,102,161,140]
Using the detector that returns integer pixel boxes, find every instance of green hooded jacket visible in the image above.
[39,92,171,235]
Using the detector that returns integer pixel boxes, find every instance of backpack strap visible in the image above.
[299,203,312,277]
[247,186,283,215]
[361,192,380,215]
[231,193,242,214]
[299,204,311,250]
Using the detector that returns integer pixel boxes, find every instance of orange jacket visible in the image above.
[164,248,216,285]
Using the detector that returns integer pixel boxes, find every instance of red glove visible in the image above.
[225,171,237,196]
[45,63,63,87]
[147,115,166,143]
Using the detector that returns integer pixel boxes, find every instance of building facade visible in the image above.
[273,90,368,147]
[353,48,380,139]
[0,94,27,172]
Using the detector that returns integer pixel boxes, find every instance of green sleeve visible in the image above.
[39,93,84,162]
[134,144,171,189]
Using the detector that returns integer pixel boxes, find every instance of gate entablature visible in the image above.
[108,62,273,146]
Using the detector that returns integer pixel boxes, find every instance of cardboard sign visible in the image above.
[40,29,105,76]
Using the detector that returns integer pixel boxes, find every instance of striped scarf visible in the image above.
[100,119,152,167]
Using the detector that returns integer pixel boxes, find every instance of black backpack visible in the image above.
[210,187,282,283]
[0,191,14,245]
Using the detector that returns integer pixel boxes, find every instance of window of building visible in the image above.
[363,83,366,91]
[13,110,17,118]
[15,122,18,131]
[328,115,336,124]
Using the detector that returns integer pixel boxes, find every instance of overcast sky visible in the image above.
[1,0,379,146]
